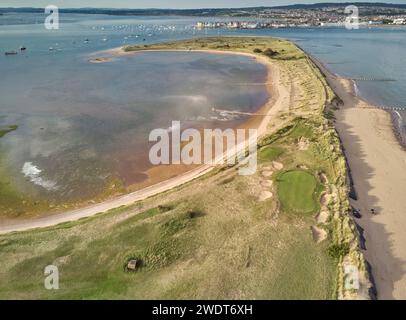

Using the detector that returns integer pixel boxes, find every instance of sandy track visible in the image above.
[0,49,289,235]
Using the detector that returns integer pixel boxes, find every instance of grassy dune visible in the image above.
[0,37,367,299]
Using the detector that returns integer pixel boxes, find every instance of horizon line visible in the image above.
[0,2,402,10]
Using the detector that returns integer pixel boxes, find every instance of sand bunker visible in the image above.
[311,226,327,243]
[259,191,273,202]
[261,171,273,177]
[272,161,284,170]
[261,180,273,188]
[320,193,330,206]
[319,172,328,185]
[316,210,329,224]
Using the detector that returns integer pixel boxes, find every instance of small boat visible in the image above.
[84,39,90,43]
[20,46,27,51]
[49,47,56,51]
[5,51,18,56]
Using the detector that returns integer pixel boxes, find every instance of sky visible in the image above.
[1,0,405,9]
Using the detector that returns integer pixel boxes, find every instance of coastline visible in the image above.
[350,79,406,151]
[311,55,406,299]
[0,47,289,234]
[89,47,277,195]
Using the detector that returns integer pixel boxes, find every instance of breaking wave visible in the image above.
[22,162,58,191]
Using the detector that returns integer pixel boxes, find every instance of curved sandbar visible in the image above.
[0,42,288,234]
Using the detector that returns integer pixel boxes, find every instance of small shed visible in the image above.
[127,259,139,271]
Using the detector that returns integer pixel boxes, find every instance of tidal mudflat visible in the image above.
[0,51,269,218]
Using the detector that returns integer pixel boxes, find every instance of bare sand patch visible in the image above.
[260,180,273,188]
[320,193,330,207]
[311,226,327,243]
[319,172,328,185]
[259,191,273,202]
[316,211,329,224]
[272,161,284,170]
[261,171,274,178]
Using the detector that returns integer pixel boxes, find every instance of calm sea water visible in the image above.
[0,13,405,203]
[0,13,270,203]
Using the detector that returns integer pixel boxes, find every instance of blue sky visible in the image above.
[1,1,405,9]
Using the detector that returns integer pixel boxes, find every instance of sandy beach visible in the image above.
[0,48,290,234]
[314,59,406,300]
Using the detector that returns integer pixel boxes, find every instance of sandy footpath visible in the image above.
[0,49,289,235]
[315,59,406,300]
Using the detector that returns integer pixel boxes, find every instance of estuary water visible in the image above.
[0,14,270,205]
[0,12,405,208]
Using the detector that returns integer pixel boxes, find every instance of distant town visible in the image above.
[1,2,406,29]
[194,5,406,29]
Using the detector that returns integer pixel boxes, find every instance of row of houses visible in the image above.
[392,18,406,25]
[195,21,304,29]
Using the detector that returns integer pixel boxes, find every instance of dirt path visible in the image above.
[313,58,406,300]
[0,50,290,235]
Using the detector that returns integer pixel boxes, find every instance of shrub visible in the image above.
[263,48,278,57]
[328,243,350,259]
[187,210,206,219]
[158,204,174,213]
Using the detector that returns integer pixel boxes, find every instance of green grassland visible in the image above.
[0,37,366,299]
[0,133,336,299]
